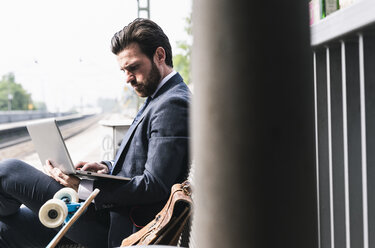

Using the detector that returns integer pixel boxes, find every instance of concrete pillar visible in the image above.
[191,1,318,247]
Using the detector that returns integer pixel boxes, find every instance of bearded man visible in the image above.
[0,18,191,248]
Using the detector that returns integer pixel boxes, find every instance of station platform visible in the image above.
[1,113,133,171]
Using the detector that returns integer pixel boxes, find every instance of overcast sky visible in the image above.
[0,0,192,112]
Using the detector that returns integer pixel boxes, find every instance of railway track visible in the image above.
[0,114,105,160]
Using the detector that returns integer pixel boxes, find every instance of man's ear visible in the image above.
[154,47,166,64]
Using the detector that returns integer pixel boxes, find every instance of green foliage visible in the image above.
[173,15,192,85]
[0,72,34,111]
[33,101,47,111]
[174,53,190,85]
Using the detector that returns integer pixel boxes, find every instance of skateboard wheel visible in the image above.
[39,199,68,228]
[54,187,79,203]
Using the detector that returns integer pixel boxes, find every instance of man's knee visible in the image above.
[0,158,21,165]
[0,159,31,177]
[0,158,24,170]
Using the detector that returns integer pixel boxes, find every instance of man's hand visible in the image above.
[44,160,81,192]
[75,161,109,174]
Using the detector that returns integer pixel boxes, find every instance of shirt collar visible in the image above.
[151,70,177,99]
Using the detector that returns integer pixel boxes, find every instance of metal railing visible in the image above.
[0,110,74,124]
[312,1,375,247]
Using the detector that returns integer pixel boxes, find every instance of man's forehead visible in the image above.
[117,43,146,67]
[121,43,143,57]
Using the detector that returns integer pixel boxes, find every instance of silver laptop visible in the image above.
[26,118,130,181]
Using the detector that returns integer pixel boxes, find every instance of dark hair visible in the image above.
[111,18,173,67]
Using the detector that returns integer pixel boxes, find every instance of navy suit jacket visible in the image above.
[94,73,191,246]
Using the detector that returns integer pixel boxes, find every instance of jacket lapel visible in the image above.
[113,113,146,164]
[112,73,183,168]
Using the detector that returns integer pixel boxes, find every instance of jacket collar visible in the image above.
[112,72,184,167]
[152,72,183,100]
[151,70,177,99]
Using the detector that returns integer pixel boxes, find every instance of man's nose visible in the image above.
[125,71,135,83]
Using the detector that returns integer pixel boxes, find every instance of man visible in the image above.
[0,18,191,247]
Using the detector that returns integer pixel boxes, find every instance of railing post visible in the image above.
[191,0,318,247]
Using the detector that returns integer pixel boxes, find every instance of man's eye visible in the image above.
[122,65,139,74]
[129,65,139,72]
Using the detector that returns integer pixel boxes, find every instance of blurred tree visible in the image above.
[173,15,192,85]
[0,73,34,111]
[33,101,47,111]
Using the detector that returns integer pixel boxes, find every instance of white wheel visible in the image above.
[39,199,68,228]
[53,188,79,203]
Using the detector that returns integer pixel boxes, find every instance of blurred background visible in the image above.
[0,0,192,117]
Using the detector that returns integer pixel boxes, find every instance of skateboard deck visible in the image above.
[42,188,100,248]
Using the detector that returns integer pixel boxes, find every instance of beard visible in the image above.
[133,61,161,97]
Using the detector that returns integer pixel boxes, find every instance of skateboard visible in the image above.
[39,187,100,248]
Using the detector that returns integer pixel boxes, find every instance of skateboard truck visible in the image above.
[64,202,82,224]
